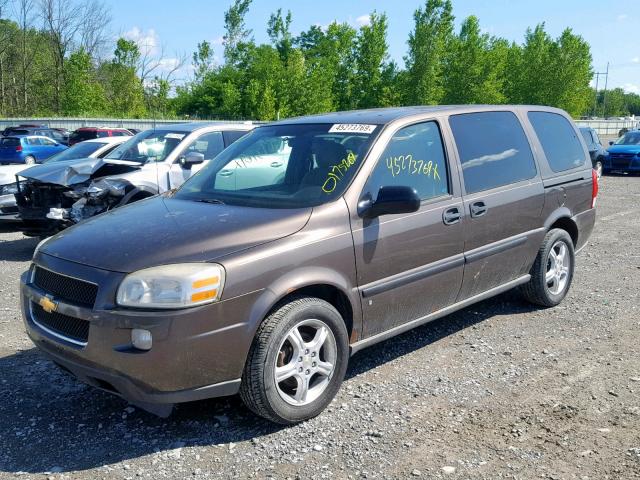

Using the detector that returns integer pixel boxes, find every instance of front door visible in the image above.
[169,131,225,188]
[448,111,545,300]
[351,121,465,339]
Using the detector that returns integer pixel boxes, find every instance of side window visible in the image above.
[449,111,537,194]
[27,137,42,146]
[97,144,119,158]
[96,131,109,138]
[182,132,225,161]
[223,130,249,147]
[365,121,450,201]
[528,112,586,172]
[40,137,56,145]
[592,130,601,146]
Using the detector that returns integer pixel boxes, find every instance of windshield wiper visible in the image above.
[194,198,226,205]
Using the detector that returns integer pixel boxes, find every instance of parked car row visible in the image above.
[14,106,599,425]
[579,126,640,176]
[1,124,136,149]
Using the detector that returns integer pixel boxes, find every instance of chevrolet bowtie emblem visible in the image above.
[39,296,58,314]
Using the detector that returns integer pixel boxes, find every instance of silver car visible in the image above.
[16,123,253,236]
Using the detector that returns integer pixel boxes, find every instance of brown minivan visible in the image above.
[21,106,597,424]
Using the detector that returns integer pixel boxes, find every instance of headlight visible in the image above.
[86,179,128,198]
[0,181,23,195]
[116,263,225,309]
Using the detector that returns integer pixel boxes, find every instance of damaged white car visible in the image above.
[16,122,253,236]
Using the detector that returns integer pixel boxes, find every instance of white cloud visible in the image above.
[622,83,640,94]
[212,36,225,46]
[355,14,371,27]
[632,57,640,63]
[617,14,629,21]
[123,27,160,56]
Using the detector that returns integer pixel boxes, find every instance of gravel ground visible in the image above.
[0,175,639,480]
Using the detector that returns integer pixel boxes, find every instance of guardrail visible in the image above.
[575,119,639,137]
[0,117,258,131]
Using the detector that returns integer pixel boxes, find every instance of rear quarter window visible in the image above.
[449,111,537,194]
[528,112,586,172]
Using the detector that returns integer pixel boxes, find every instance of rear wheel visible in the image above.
[520,229,575,307]
[24,155,35,165]
[240,296,349,424]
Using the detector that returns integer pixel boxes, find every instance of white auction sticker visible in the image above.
[329,124,377,134]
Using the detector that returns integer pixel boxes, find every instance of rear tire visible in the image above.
[240,296,349,425]
[520,229,575,307]
[24,155,35,165]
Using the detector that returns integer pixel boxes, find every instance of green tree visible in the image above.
[353,12,390,109]
[102,38,146,117]
[192,40,214,82]
[223,0,253,66]
[443,16,506,104]
[267,8,293,61]
[405,0,454,105]
[62,48,106,115]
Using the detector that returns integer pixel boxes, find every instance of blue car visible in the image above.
[606,130,640,174]
[0,135,67,165]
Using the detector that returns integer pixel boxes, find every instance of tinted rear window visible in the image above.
[449,111,537,194]
[70,131,97,142]
[5,129,29,135]
[529,112,586,172]
[0,137,20,147]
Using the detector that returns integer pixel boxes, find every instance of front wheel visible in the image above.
[520,229,575,307]
[240,296,349,424]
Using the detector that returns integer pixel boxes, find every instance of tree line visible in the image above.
[0,0,638,120]
[0,0,181,118]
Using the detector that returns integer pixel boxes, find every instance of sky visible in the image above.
[109,0,640,94]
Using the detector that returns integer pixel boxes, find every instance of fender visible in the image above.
[543,206,574,231]
[243,266,362,342]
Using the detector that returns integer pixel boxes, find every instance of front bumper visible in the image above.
[604,155,640,172]
[0,193,21,229]
[21,253,261,415]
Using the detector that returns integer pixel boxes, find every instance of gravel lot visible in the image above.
[0,175,639,480]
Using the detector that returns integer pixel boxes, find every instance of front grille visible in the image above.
[33,266,98,308]
[610,153,635,159]
[31,302,89,344]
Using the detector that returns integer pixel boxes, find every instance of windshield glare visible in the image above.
[615,131,640,145]
[45,141,104,162]
[175,123,379,208]
[105,130,187,163]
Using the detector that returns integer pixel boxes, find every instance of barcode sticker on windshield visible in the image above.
[165,133,185,140]
[329,124,377,134]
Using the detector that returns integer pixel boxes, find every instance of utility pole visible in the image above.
[592,63,609,117]
[601,62,610,118]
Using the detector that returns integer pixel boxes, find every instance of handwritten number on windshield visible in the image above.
[322,152,357,194]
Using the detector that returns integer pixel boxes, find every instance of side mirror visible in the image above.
[358,186,421,218]
[180,151,205,166]
[609,141,614,146]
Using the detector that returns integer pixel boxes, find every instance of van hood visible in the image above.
[20,157,141,186]
[39,196,312,273]
[607,145,640,155]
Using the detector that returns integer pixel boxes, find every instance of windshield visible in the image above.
[44,141,105,162]
[175,123,379,208]
[615,131,640,145]
[105,130,186,163]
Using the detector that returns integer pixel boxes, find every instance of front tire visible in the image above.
[24,155,35,165]
[240,296,349,425]
[520,229,575,307]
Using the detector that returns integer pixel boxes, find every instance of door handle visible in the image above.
[270,161,283,168]
[443,207,461,225]
[218,169,233,177]
[470,201,487,218]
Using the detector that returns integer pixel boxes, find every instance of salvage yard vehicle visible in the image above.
[68,127,133,146]
[605,130,640,174]
[20,106,596,424]
[0,135,67,165]
[579,126,607,178]
[0,137,128,228]
[15,122,253,237]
